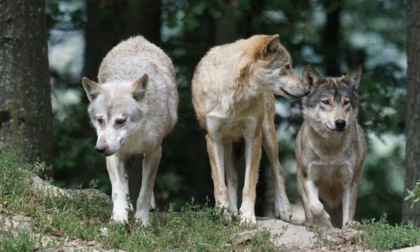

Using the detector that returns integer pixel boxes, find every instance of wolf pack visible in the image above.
[82,34,366,230]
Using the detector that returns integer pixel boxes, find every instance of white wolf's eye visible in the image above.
[115,118,127,127]
[97,118,104,125]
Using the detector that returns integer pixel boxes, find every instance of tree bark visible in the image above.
[0,0,53,167]
[403,0,420,226]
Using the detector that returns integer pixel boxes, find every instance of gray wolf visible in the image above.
[295,65,367,228]
[191,34,309,224]
[82,36,178,225]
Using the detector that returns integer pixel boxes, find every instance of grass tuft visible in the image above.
[357,215,420,250]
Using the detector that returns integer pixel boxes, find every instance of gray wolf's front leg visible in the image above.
[106,155,131,224]
[135,146,162,226]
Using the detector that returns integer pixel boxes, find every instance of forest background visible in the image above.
[3,0,411,225]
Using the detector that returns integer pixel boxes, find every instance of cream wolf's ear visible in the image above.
[344,65,363,90]
[302,65,323,89]
[261,34,280,57]
[131,74,148,101]
[82,77,103,102]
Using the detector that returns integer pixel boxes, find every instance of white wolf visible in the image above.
[82,36,178,225]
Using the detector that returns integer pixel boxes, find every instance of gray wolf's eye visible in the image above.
[343,100,350,105]
[115,118,127,126]
[321,100,330,105]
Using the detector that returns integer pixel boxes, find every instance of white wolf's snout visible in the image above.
[95,132,126,156]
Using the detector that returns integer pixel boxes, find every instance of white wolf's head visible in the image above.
[82,74,148,156]
[301,65,363,136]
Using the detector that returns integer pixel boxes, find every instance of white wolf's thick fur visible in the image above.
[192,34,309,224]
[296,65,367,228]
[82,36,178,225]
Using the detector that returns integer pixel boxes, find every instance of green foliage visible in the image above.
[357,215,420,250]
[0,220,37,252]
[405,181,420,208]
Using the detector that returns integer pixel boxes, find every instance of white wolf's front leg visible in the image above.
[135,146,162,226]
[106,155,130,224]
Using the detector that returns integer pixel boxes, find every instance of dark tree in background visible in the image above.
[0,0,53,168]
[403,0,420,226]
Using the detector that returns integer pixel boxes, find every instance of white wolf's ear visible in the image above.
[261,34,280,57]
[82,77,102,101]
[344,65,363,90]
[302,65,323,89]
[131,74,148,101]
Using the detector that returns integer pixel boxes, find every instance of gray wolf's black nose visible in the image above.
[305,89,310,96]
[335,119,346,130]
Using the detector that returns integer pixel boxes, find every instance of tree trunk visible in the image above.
[322,0,341,75]
[0,0,53,168]
[403,0,420,226]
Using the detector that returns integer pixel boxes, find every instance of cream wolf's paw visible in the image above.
[111,211,129,224]
[239,211,257,225]
[274,199,292,222]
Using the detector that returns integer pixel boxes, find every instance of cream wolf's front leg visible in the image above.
[239,129,262,224]
[262,113,292,222]
[106,155,131,224]
[135,146,162,226]
[206,135,230,212]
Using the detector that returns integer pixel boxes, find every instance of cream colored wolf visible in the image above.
[296,65,367,228]
[82,36,178,225]
[192,34,309,224]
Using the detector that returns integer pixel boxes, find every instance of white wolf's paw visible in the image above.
[215,205,232,222]
[134,210,150,227]
[111,211,128,224]
[274,200,292,222]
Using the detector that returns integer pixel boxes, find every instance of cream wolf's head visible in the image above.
[301,65,363,136]
[82,74,148,156]
[243,34,309,99]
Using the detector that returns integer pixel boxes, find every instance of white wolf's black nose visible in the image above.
[335,119,346,130]
[95,146,107,154]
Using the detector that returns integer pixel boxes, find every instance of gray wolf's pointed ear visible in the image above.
[302,65,323,89]
[82,77,102,102]
[261,34,280,57]
[344,65,363,90]
[131,74,148,101]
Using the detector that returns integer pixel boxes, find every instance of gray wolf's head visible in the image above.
[242,34,309,99]
[301,65,363,135]
[82,74,148,156]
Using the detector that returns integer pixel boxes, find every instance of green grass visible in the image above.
[356,215,420,250]
[0,150,277,251]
